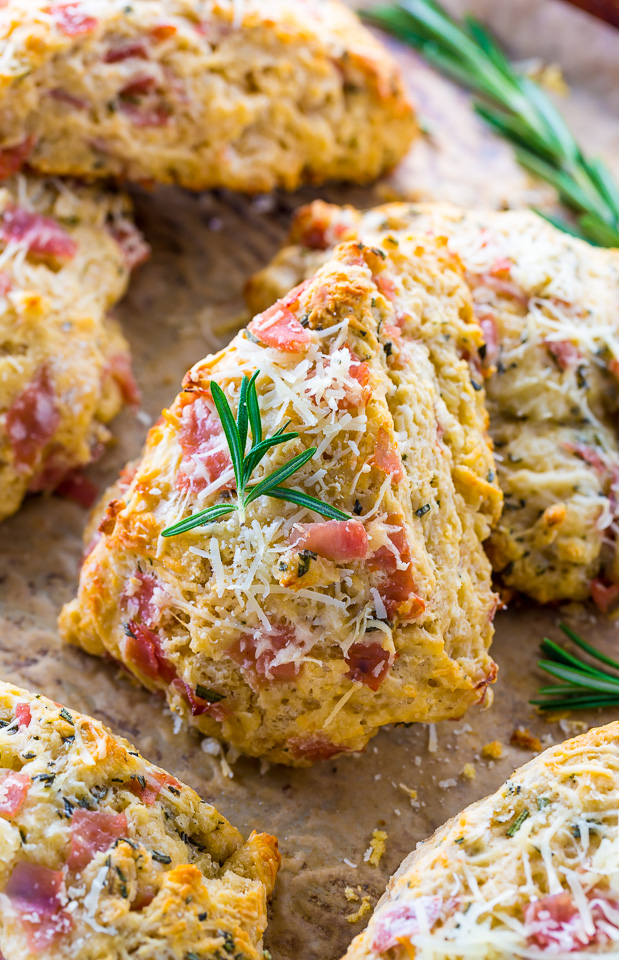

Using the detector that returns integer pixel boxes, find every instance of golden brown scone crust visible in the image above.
[343,722,619,960]
[60,234,501,766]
[246,200,619,606]
[0,0,416,191]
[0,174,145,522]
[0,678,279,960]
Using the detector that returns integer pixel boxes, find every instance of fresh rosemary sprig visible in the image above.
[161,371,349,538]
[531,622,619,712]
[364,0,619,248]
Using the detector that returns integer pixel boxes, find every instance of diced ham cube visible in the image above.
[120,74,157,98]
[67,809,128,872]
[0,137,34,180]
[54,469,99,508]
[524,892,590,950]
[287,733,347,763]
[369,517,425,622]
[591,579,619,613]
[124,571,162,629]
[372,897,443,952]
[291,520,368,562]
[15,703,32,728]
[119,100,170,127]
[248,303,311,353]
[478,313,499,367]
[228,626,300,684]
[49,88,89,109]
[1,205,77,261]
[5,861,72,950]
[0,770,30,818]
[6,366,59,470]
[376,274,396,301]
[48,2,98,35]
[176,393,231,495]
[372,427,404,483]
[345,642,393,691]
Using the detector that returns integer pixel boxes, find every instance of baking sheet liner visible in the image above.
[1,2,618,957]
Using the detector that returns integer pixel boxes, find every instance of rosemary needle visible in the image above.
[161,371,349,538]
[363,0,619,248]
[531,623,619,712]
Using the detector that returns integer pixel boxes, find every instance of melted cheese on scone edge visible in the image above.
[343,722,619,960]
[0,174,141,521]
[0,680,279,960]
[246,200,619,605]
[0,0,416,191]
[60,236,502,765]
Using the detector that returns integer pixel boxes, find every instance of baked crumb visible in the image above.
[346,896,372,923]
[345,887,359,902]
[510,727,542,752]
[364,829,388,866]
[482,740,503,760]
[461,762,476,780]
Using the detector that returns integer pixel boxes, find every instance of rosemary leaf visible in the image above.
[161,504,236,538]
[210,381,244,494]
[265,486,350,520]
[247,370,262,447]
[244,447,316,505]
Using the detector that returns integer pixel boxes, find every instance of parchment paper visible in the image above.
[1,3,618,958]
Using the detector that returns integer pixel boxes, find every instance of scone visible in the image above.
[246,201,619,606]
[0,678,279,960]
[0,173,147,522]
[343,722,619,960]
[60,234,502,765]
[0,0,416,192]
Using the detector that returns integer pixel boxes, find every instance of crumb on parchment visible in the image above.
[347,896,372,923]
[482,740,503,760]
[461,762,476,780]
[510,727,542,752]
[364,829,388,866]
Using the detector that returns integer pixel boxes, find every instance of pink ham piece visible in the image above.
[372,427,405,483]
[5,861,72,950]
[372,897,443,952]
[104,40,149,62]
[128,769,181,805]
[0,770,30,818]
[287,733,348,763]
[107,352,141,408]
[48,2,98,35]
[479,313,499,367]
[124,620,176,684]
[6,366,59,470]
[228,626,300,684]
[0,271,12,296]
[591,579,619,613]
[176,393,231,494]
[523,891,619,951]
[345,642,393,691]
[248,303,311,353]
[1,205,77,261]
[291,520,368,562]
[119,100,170,127]
[546,339,581,370]
[341,356,372,409]
[125,571,162,628]
[106,217,150,270]
[369,517,425,622]
[170,678,230,722]
[54,469,99,508]
[15,703,32,728]
[0,138,33,180]
[67,809,128,872]
[49,88,89,110]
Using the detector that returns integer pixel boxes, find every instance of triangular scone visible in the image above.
[60,236,502,765]
[343,722,619,960]
[0,174,147,522]
[0,0,415,192]
[246,200,619,607]
[0,679,279,960]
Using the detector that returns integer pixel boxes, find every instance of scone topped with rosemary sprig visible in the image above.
[60,235,502,765]
[343,721,619,960]
[246,200,619,608]
[0,0,415,192]
[0,679,279,960]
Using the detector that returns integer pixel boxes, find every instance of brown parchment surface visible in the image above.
[1,2,618,957]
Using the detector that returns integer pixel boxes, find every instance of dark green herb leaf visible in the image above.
[195,685,225,703]
[265,486,350,520]
[506,809,529,837]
